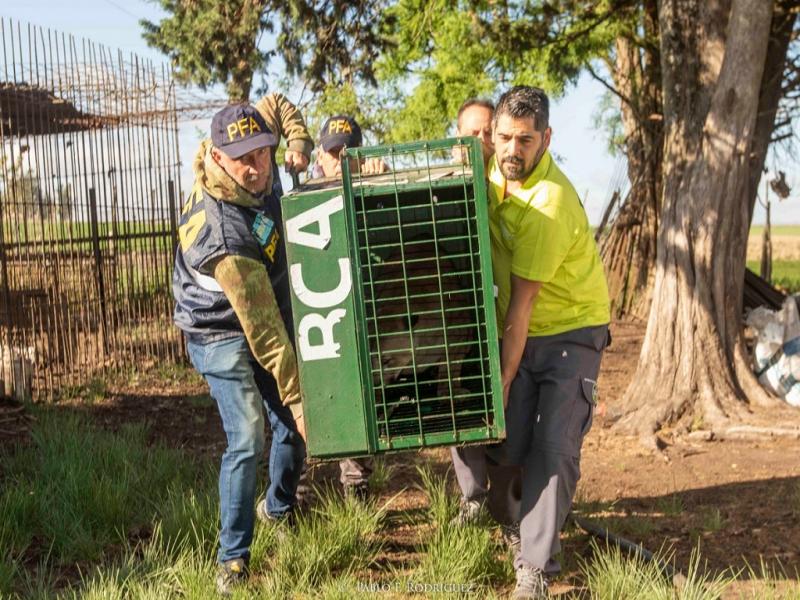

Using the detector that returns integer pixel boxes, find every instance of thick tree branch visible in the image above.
[586,62,634,111]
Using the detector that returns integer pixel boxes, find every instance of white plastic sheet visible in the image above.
[746,297,800,406]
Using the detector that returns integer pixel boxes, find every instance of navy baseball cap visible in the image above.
[211,104,277,159]
[319,115,362,152]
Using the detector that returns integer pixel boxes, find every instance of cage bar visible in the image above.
[283,137,504,458]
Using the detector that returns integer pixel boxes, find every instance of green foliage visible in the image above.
[4,413,796,599]
[416,463,457,526]
[65,525,217,600]
[377,0,632,142]
[413,464,512,593]
[700,507,725,533]
[593,89,627,155]
[59,376,108,403]
[302,81,392,144]
[741,558,800,600]
[141,0,274,101]
[277,1,392,94]
[656,493,685,517]
[367,457,397,494]
[605,514,657,539]
[377,0,496,142]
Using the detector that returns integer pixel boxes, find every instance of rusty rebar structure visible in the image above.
[0,19,184,400]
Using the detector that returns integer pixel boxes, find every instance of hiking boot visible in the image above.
[452,497,485,526]
[512,565,549,600]
[343,481,370,502]
[215,557,248,596]
[256,499,297,526]
[501,522,521,554]
[256,499,296,542]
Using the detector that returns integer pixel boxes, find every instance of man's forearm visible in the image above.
[501,303,532,388]
[212,255,303,420]
[253,93,313,159]
[500,276,541,404]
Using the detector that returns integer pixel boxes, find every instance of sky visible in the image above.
[3,0,797,225]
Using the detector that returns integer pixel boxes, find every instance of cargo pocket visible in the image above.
[579,377,597,438]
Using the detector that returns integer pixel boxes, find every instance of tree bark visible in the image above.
[224,0,269,102]
[614,0,775,440]
[599,1,663,319]
[746,0,797,224]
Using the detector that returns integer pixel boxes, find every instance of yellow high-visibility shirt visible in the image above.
[488,150,610,337]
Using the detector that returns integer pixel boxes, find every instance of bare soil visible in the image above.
[3,318,800,597]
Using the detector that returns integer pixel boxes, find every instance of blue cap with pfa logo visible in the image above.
[319,115,362,152]
[211,104,277,159]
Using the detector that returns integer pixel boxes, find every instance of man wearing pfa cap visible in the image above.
[313,114,386,178]
[172,100,310,595]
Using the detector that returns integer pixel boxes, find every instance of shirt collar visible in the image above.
[489,149,552,203]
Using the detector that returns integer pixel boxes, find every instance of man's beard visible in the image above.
[499,156,532,181]
[499,145,545,181]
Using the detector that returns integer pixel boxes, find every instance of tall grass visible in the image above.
[413,465,512,596]
[4,407,799,599]
[738,559,800,600]
[0,408,217,598]
[64,525,217,600]
[581,541,733,600]
[254,485,387,598]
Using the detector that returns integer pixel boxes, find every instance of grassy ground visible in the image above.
[3,219,174,249]
[747,225,800,293]
[746,260,800,293]
[3,402,800,599]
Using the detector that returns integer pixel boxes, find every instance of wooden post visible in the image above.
[89,187,109,354]
[760,177,772,283]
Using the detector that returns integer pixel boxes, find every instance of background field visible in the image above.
[747,225,800,293]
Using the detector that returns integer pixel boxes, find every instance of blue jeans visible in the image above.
[186,335,306,563]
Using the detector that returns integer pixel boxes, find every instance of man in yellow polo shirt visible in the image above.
[487,86,610,600]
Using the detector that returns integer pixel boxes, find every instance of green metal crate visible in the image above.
[281,138,504,459]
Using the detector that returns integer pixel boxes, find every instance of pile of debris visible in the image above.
[746,289,800,407]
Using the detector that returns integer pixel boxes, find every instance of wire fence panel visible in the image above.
[0,19,183,400]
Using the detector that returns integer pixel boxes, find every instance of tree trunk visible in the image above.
[746,0,797,223]
[614,0,775,441]
[599,0,663,319]
[224,0,269,102]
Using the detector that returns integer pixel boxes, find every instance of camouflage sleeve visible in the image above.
[213,254,303,420]
[254,92,314,159]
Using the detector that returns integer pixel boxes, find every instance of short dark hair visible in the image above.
[456,98,495,128]
[494,86,549,132]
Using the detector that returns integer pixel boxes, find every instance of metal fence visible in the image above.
[0,19,183,400]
